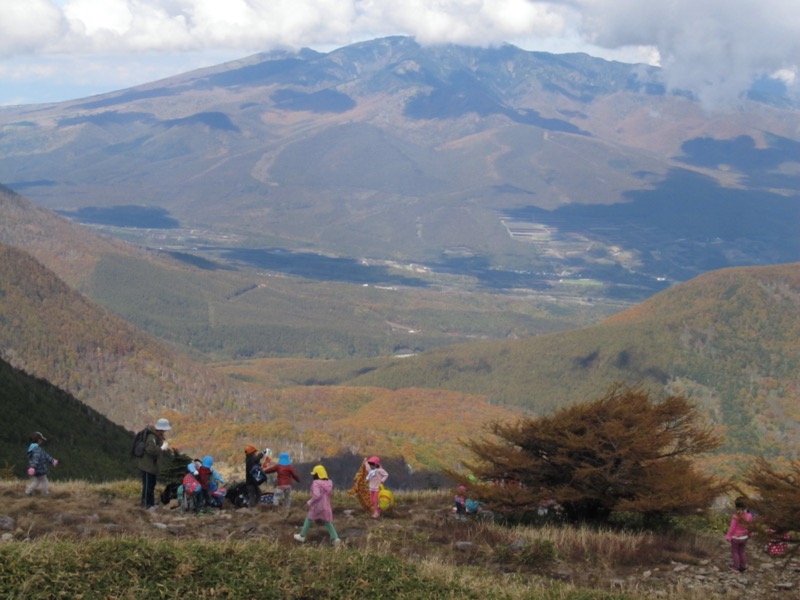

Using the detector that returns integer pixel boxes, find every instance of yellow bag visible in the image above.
[378,484,395,511]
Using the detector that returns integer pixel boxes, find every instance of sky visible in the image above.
[0,0,798,108]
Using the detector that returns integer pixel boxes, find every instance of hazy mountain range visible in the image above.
[1,36,798,305]
[0,38,799,469]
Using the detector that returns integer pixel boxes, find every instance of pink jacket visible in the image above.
[306,478,334,522]
[726,510,753,541]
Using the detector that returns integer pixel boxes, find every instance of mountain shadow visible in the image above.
[504,168,800,281]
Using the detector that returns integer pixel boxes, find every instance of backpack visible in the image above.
[378,484,395,511]
[131,429,149,458]
[250,464,267,484]
[465,499,480,513]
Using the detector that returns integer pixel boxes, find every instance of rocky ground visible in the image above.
[1,482,798,599]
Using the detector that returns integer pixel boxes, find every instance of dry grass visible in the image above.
[0,480,777,599]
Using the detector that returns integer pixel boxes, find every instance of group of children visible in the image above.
[244,446,301,509]
[181,455,226,511]
[242,448,391,545]
[23,431,764,561]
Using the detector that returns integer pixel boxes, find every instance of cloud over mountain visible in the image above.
[1,1,797,105]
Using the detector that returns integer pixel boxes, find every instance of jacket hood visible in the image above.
[314,478,334,492]
[28,443,39,452]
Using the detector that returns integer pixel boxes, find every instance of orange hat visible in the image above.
[245,444,257,454]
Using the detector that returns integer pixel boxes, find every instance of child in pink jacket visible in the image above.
[725,496,753,573]
[293,465,340,546]
[364,456,389,518]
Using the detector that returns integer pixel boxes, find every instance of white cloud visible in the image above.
[0,0,798,106]
[569,0,800,106]
[0,0,66,56]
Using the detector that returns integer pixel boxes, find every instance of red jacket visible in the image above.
[264,464,301,487]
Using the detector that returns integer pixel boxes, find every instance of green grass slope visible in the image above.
[342,262,800,456]
[0,357,136,481]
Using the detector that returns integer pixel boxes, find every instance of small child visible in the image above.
[453,485,467,520]
[182,462,202,510]
[25,432,58,496]
[364,456,389,518]
[196,455,220,510]
[725,496,753,573]
[205,457,227,508]
[264,452,301,509]
[293,465,341,546]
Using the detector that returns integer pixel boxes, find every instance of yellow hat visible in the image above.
[311,465,328,479]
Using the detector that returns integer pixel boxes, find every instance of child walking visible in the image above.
[25,432,58,496]
[364,456,389,518]
[293,465,341,546]
[725,496,753,573]
[264,452,301,509]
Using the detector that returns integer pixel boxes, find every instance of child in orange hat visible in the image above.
[244,445,266,508]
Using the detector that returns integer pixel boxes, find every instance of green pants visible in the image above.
[299,518,339,540]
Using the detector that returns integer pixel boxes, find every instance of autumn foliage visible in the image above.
[461,385,726,522]
[745,457,800,535]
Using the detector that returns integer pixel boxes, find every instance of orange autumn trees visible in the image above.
[744,458,800,535]
[462,385,726,523]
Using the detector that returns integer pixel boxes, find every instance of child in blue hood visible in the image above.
[264,452,301,510]
[25,432,58,496]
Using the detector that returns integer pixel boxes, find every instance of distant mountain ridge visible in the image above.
[0,37,797,301]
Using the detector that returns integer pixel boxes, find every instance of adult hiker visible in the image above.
[138,418,171,510]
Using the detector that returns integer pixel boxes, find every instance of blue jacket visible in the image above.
[28,443,55,476]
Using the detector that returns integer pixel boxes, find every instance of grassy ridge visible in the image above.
[0,480,733,600]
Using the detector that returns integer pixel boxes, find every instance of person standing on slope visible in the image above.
[364,456,389,518]
[138,418,171,510]
[25,432,58,496]
[726,496,753,573]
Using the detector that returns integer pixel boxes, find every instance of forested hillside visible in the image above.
[0,243,252,430]
[0,243,520,470]
[333,262,800,456]
[0,357,136,481]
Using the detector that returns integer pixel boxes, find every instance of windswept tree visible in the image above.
[745,457,800,535]
[461,385,726,523]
